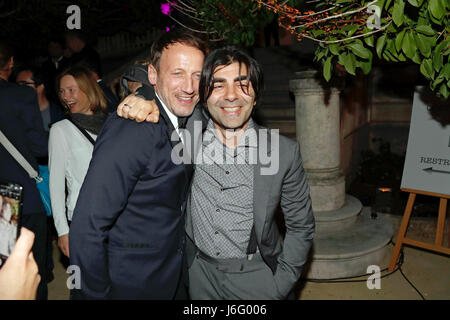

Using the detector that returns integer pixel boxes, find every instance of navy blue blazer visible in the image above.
[0,79,48,215]
[69,97,192,299]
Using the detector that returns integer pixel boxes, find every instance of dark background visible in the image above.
[0,0,169,62]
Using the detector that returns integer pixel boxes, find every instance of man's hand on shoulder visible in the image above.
[117,94,160,123]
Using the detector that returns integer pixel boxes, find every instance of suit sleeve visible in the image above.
[275,141,315,297]
[17,88,48,158]
[69,116,154,299]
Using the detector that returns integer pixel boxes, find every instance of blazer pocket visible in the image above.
[107,246,168,289]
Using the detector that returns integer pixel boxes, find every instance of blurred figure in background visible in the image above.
[41,37,70,102]
[65,31,102,78]
[80,60,118,114]
[15,66,65,132]
[15,65,64,283]
[49,66,107,260]
[120,61,151,98]
[15,63,66,282]
[0,39,49,299]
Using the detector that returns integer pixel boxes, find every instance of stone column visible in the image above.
[290,69,392,279]
[290,70,345,212]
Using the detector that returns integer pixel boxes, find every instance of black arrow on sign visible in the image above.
[423,167,450,174]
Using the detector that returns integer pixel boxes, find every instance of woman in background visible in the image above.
[49,66,107,258]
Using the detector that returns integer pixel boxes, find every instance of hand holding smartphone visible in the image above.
[0,227,40,300]
[0,181,23,268]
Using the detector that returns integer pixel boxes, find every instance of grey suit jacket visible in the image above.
[184,105,315,298]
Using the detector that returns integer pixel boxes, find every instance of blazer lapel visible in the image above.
[184,104,208,170]
[155,99,178,149]
[155,98,194,180]
[253,123,273,241]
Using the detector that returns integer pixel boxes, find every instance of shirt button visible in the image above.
[216,209,220,213]
[225,171,230,175]
[216,252,220,256]
[215,231,219,235]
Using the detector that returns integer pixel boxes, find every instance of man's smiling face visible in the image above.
[206,61,256,132]
[148,42,204,117]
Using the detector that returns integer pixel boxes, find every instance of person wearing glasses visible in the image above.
[15,67,65,132]
[16,66,65,283]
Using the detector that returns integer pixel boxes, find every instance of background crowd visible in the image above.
[1,27,315,301]
[0,30,147,300]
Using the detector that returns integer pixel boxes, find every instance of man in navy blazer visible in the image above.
[117,46,315,300]
[69,31,205,299]
[0,40,49,299]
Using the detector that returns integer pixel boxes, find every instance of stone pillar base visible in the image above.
[303,207,393,279]
[309,175,345,212]
[314,195,362,233]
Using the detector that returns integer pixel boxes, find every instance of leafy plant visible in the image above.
[166,0,275,46]
[258,0,450,99]
[164,0,449,100]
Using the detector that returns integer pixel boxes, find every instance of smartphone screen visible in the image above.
[0,182,23,268]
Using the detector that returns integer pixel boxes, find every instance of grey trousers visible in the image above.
[188,251,285,300]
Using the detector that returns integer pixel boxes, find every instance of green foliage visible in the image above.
[192,0,449,99]
[312,0,450,99]
[191,0,274,46]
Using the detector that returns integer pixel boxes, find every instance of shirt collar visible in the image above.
[155,92,179,130]
[204,118,257,149]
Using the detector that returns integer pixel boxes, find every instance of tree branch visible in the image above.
[171,2,214,23]
[291,0,377,30]
[300,20,392,44]
[167,14,218,34]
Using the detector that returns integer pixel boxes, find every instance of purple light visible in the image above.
[161,3,171,15]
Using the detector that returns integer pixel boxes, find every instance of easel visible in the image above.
[389,188,450,271]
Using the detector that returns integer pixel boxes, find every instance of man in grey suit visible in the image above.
[118,46,315,300]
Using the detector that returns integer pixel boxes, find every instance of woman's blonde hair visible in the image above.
[57,66,107,113]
